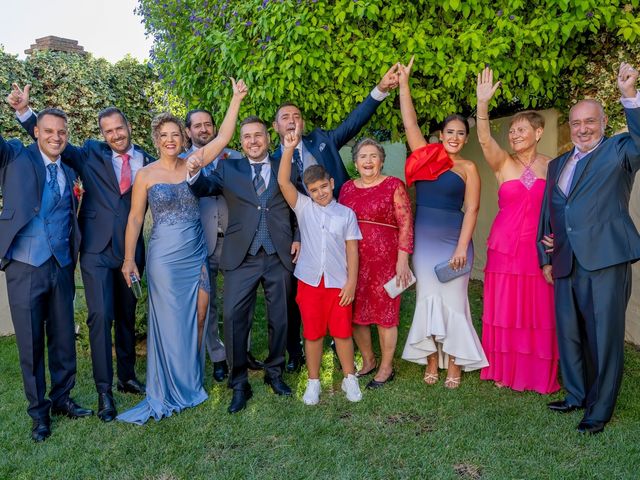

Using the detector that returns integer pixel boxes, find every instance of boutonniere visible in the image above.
[220,151,230,160]
[73,178,84,201]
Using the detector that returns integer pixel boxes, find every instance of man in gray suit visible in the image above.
[538,63,640,434]
[187,116,295,414]
[183,109,242,382]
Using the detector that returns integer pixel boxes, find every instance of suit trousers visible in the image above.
[223,249,291,390]
[81,247,142,393]
[5,258,76,421]
[205,241,226,363]
[554,258,630,423]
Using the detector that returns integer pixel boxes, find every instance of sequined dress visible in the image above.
[118,182,209,424]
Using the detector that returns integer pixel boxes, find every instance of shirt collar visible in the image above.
[572,137,604,158]
[39,149,60,167]
[248,154,270,165]
[112,145,135,160]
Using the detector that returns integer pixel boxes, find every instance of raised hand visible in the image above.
[283,128,300,150]
[5,83,31,114]
[397,55,414,86]
[378,63,400,92]
[618,62,638,98]
[477,67,500,105]
[230,77,248,100]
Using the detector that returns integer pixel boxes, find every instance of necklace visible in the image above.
[514,155,538,190]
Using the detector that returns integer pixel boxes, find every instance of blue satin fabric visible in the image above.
[118,182,208,424]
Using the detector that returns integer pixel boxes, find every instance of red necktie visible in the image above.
[120,153,131,194]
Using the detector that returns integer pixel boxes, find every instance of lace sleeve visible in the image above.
[393,181,414,253]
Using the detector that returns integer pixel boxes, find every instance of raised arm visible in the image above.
[196,78,248,165]
[618,62,640,172]
[397,57,427,152]
[7,83,85,173]
[451,162,480,271]
[121,170,148,286]
[476,68,510,172]
[277,130,301,208]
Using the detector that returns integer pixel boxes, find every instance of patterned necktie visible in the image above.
[120,153,132,194]
[252,163,266,196]
[293,148,304,179]
[47,163,61,204]
[558,150,584,195]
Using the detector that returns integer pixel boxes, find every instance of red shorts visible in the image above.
[296,277,353,341]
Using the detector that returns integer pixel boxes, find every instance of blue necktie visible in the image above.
[252,163,266,196]
[293,148,304,179]
[47,163,61,204]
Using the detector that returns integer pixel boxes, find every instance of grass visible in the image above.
[1,280,640,479]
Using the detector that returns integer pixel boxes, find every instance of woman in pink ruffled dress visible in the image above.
[476,67,560,394]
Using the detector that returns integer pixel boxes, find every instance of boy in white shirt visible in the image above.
[277,130,362,404]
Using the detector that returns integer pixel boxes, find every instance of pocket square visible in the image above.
[319,142,326,152]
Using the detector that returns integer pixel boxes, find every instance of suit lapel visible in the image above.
[102,147,120,193]
[552,151,572,198]
[27,144,46,204]
[238,158,259,202]
[60,163,78,211]
[567,139,607,198]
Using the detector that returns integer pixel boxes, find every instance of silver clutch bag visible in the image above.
[434,260,471,283]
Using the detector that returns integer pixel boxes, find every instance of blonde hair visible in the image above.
[151,112,188,149]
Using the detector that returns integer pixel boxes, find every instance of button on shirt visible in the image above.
[112,147,143,185]
[40,150,66,194]
[293,195,362,288]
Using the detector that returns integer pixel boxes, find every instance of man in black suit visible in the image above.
[8,85,153,422]
[0,108,93,442]
[271,65,399,371]
[538,63,640,434]
[187,116,295,414]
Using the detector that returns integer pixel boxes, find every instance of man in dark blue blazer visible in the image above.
[270,65,399,371]
[8,85,154,422]
[182,108,242,382]
[0,108,93,442]
[187,116,296,414]
[537,63,640,434]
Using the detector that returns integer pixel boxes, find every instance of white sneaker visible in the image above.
[302,379,321,405]
[341,374,362,402]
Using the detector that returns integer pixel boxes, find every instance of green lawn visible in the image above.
[1,280,640,479]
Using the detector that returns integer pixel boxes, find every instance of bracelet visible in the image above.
[124,258,134,261]
[476,115,489,120]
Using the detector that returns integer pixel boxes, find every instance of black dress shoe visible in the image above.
[228,388,253,414]
[51,398,94,419]
[366,370,395,390]
[31,418,51,442]
[264,375,292,396]
[247,352,264,371]
[547,400,583,413]
[577,420,606,434]
[213,361,229,382]
[97,392,117,423]
[285,354,305,373]
[117,378,146,395]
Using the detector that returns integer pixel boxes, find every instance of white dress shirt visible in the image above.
[112,146,144,184]
[293,195,362,288]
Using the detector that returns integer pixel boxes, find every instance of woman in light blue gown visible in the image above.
[119,81,247,424]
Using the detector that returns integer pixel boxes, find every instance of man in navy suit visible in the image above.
[538,63,640,434]
[183,108,242,382]
[8,85,153,422]
[0,108,93,442]
[187,116,296,414]
[271,65,399,371]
